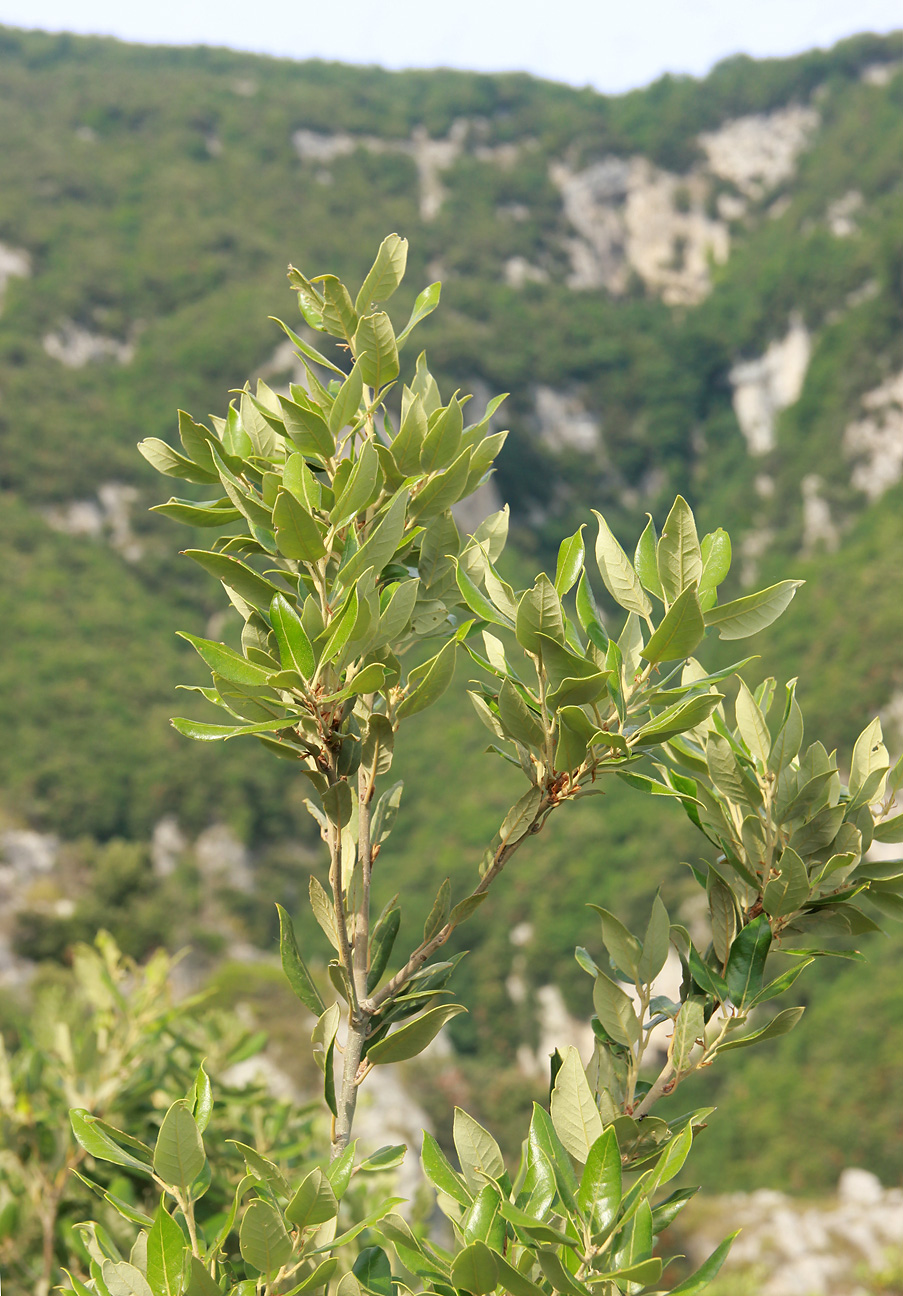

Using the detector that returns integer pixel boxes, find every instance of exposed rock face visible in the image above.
[684,1169,903,1295]
[504,256,549,288]
[698,104,820,197]
[861,61,903,86]
[42,482,143,562]
[151,816,187,879]
[195,823,253,894]
[801,474,840,554]
[550,156,728,303]
[729,316,811,455]
[292,120,520,221]
[534,385,600,453]
[515,984,596,1079]
[43,320,134,367]
[844,368,903,500]
[826,189,863,237]
[0,242,30,312]
[0,830,60,986]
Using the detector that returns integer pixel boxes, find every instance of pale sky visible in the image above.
[0,0,900,94]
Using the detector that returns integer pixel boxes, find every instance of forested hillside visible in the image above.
[1,24,902,1190]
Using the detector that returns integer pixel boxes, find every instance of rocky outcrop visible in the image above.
[42,482,143,562]
[550,155,728,304]
[698,104,820,198]
[43,320,135,367]
[292,120,521,221]
[844,368,903,500]
[826,189,863,237]
[0,242,30,313]
[534,385,601,453]
[683,1169,903,1296]
[729,317,811,455]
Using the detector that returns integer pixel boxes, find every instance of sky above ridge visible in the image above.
[0,0,901,93]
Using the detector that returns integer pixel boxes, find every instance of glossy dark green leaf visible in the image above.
[715,1006,805,1052]
[366,1004,466,1064]
[70,1110,152,1173]
[177,632,270,687]
[270,594,316,678]
[273,489,327,561]
[183,549,283,611]
[554,526,585,597]
[577,1127,621,1236]
[276,903,324,1015]
[725,914,772,1006]
[423,878,451,943]
[421,1130,472,1206]
[353,1246,393,1296]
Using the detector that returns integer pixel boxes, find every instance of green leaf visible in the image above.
[638,893,671,983]
[183,550,283,612]
[170,715,297,742]
[422,1131,472,1206]
[873,812,903,843]
[516,574,564,653]
[270,594,316,677]
[699,528,731,594]
[372,780,404,847]
[239,1199,293,1277]
[151,497,241,527]
[705,580,804,640]
[592,972,640,1047]
[641,585,705,664]
[354,312,399,389]
[672,999,705,1073]
[424,878,451,943]
[286,1168,338,1229]
[177,633,270,687]
[657,496,702,604]
[499,786,542,848]
[329,362,364,435]
[463,1184,503,1247]
[551,1045,603,1163]
[537,1249,590,1296]
[274,490,328,561]
[451,1241,498,1296]
[276,904,325,1015]
[634,514,663,600]
[725,915,772,1006]
[449,892,489,925]
[315,274,359,341]
[279,392,335,458]
[632,693,723,746]
[763,847,810,917]
[138,437,219,484]
[667,1233,739,1294]
[554,526,585,597]
[355,234,408,312]
[528,1104,579,1213]
[397,280,440,346]
[498,679,545,749]
[322,780,353,831]
[454,1108,505,1194]
[353,1246,393,1296]
[707,869,738,965]
[735,678,771,763]
[69,1110,152,1173]
[422,397,464,472]
[147,1203,186,1296]
[331,439,380,525]
[850,717,889,806]
[456,561,512,627]
[153,1102,205,1195]
[592,510,651,617]
[359,1144,407,1172]
[575,571,609,650]
[100,1261,154,1296]
[396,638,457,718]
[577,1127,621,1237]
[338,488,409,587]
[588,906,642,978]
[366,1004,466,1064]
[715,1006,805,1052]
